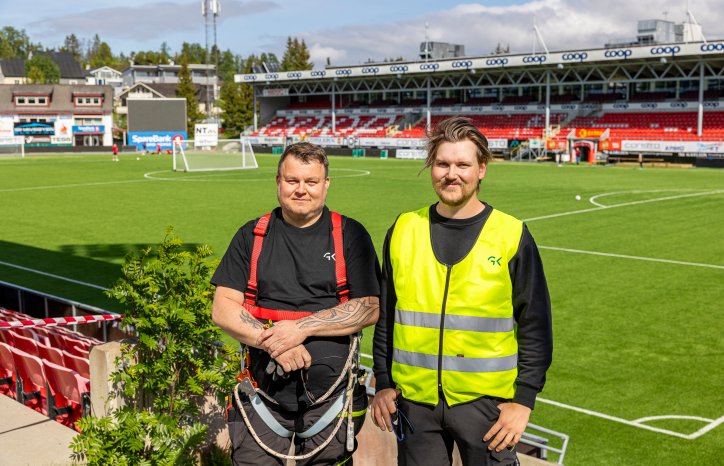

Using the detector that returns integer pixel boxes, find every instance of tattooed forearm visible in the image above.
[297,297,379,331]
[239,310,264,330]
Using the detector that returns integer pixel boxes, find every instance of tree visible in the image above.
[70,229,238,464]
[217,50,239,80]
[176,54,203,132]
[177,42,207,64]
[280,36,313,71]
[61,34,82,62]
[25,54,60,83]
[89,41,114,69]
[219,77,248,137]
[160,41,172,64]
[0,26,37,59]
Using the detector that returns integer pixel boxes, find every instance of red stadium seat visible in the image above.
[0,342,17,398]
[0,329,14,346]
[62,351,90,380]
[30,327,52,346]
[37,342,66,367]
[9,346,47,414]
[46,329,67,349]
[11,330,38,356]
[42,359,90,431]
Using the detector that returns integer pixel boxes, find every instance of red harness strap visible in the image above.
[243,211,348,322]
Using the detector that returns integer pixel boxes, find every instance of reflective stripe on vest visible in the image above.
[390,207,523,406]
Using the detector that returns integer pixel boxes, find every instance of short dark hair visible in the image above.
[424,116,492,169]
[277,142,329,176]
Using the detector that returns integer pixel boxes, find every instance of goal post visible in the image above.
[172,138,258,172]
[0,137,25,158]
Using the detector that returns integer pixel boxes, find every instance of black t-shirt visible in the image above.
[212,207,380,412]
[430,203,493,265]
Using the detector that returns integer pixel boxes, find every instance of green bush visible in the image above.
[71,228,238,465]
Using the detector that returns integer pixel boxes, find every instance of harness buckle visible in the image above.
[238,376,258,398]
[336,286,350,301]
[244,289,258,303]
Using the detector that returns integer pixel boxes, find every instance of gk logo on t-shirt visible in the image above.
[323,252,336,261]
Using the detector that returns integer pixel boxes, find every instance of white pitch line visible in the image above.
[633,415,713,423]
[143,167,371,182]
[0,178,151,194]
[357,364,723,440]
[537,397,704,440]
[538,246,724,270]
[0,260,108,291]
[687,415,724,440]
[524,189,724,222]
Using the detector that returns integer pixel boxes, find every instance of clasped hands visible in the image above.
[255,320,311,373]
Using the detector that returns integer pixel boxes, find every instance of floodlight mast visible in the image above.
[686,4,707,44]
[202,1,221,121]
[425,21,431,132]
[531,15,552,138]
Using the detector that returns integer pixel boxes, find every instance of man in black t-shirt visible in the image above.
[212,142,380,466]
[371,117,552,466]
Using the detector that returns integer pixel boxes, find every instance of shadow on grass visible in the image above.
[0,240,198,313]
[57,242,203,260]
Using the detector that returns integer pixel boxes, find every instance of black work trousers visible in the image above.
[227,385,367,466]
[396,396,519,466]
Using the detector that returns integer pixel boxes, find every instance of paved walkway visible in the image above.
[0,395,76,466]
[0,393,552,466]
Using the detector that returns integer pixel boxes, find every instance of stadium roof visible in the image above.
[235,41,724,85]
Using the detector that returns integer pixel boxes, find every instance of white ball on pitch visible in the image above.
[136,157,140,160]
[575,195,581,201]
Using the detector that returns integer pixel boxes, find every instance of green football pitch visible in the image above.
[1,152,722,465]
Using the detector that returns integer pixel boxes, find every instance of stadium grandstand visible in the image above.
[0,282,122,433]
[236,39,724,166]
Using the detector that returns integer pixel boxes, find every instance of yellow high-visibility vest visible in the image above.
[390,206,523,406]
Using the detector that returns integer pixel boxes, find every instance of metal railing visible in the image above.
[0,280,118,342]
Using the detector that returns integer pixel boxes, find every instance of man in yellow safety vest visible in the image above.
[371,116,553,466]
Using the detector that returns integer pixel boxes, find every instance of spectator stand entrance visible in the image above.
[235,41,724,164]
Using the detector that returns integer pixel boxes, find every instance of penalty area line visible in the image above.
[538,246,724,270]
[537,398,721,440]
[523,189,724,222]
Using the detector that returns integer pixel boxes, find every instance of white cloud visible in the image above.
[296,0,724,66]
[309,44,347,67]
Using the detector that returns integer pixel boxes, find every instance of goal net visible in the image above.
[173,138,258,172]
[0,137,25,158]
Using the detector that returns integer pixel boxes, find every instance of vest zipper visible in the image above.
[438,265,452,393]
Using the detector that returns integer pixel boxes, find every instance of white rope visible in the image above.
[232,335,360,461]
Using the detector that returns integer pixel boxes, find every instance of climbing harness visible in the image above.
[231,211,362,461]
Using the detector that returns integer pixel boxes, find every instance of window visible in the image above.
[15,96,48,106]
[75,117,102,125]
[75,96,102,106]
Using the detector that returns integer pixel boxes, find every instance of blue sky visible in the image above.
[1,0,722,67]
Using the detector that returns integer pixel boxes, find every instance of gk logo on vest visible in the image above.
[487,256,502,266]
[323,252,336,261]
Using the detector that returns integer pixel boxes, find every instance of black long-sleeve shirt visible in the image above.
[372,203,553,409]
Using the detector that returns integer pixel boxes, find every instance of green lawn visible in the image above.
[1,152,723,465]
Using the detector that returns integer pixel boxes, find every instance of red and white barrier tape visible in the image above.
[0,314,123,330]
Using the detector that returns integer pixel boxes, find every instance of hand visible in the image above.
[482,402,531,452]
[370,388,400,432]
[257,320,308,358]
[273,344,312,373]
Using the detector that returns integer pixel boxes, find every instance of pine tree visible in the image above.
[176,54,203,133]
[280,36,313,71]
[61,34,82,62]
